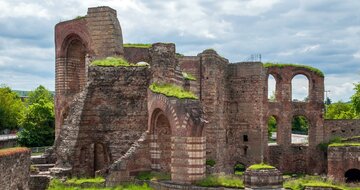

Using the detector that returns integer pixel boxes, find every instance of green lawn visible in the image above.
[195,174,244,188]
[284,175,360,190]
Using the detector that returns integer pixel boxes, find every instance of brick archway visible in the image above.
[148,92,206,183]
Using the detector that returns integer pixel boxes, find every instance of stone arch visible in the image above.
[345,168,360,183]
[149,108,172,172]
[291,74,310,102]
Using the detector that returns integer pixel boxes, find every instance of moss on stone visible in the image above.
[328,142,360,147]
[263,62,324,77]
[149,83,198,100]
[123,43,152,48]
[91,57,147,67]
[182,72,196,81]
[248,163,275,170]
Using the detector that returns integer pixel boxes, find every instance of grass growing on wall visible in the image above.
[91,57,148,67]
[182,72,196,81]
[123,43,152,48]
[283,175,360,190]
[196,174,244,188]
[328,142,360,147]
[263,62,324,77]
[248,163,275,170]
[149,83,198,99]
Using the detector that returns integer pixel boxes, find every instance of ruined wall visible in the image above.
[55,66,150,177]
[55,6,124,138]
[266,66,325,174]
[179,56,201,97]
[328,146,360,182]
[0,147,30,190]
[195,50,228,172]
[225,62,267,171]
[324,119,360,141]
[124,47,150,64]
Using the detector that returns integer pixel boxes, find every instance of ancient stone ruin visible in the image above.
[52,6,360,186]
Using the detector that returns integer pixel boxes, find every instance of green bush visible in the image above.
[206,159,216,167]
[123,43,152,48]
[135,171,170,181]
[234,163,245,176]
[149,83,198,99]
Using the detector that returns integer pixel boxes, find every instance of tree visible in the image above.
[292,116,309,134]
[17,85,55,147]
[325,97,332,105]
[26,85,53,106]
[0,85,25,131]
[325,101,356,119]
[351,82,360,116]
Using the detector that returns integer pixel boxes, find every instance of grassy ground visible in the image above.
[284,175,360,190]
[135,171,171,181]
[48,177,153,190]
[195,174,244,188]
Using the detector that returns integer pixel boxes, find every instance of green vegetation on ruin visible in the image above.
[284,175,360,190]
[91,57,147,67]
[123,43,152,48]
[149,83,198,100]
[263,62,324,77]
[248,163,275,170]
[205,159,216,167]
[328,142,360,147]
[182,72,196,81]
[48,178,153,190]
[135,171,171,181]
[74,15,86,20]
[196,174,244,188]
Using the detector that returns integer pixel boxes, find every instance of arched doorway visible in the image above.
[345,168,360,183]
[268,74,277,101]
[150,110,172,173]
[65,36,87,95]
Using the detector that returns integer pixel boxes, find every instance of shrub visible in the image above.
[206,159,216,167]
[149,83,198,99]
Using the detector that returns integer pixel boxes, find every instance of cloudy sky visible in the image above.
[0,0,359,101]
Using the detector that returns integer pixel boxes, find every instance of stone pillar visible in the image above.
[171,136,206,184]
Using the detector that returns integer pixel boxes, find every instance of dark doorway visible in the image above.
[345,168,360,183]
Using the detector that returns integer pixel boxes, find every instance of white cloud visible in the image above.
[0,1,50,19]
[218,0,281,16]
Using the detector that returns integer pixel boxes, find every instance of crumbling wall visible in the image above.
[324,119,360,141]
[328,146,360,182]
[0,147,31,190]
[124,47,150,64]
[55,66,150,177]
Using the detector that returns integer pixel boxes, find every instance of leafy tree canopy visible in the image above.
[325,101,356,119]
[351,82,360,116]
[0,85,25,131]
[26,85,53,105]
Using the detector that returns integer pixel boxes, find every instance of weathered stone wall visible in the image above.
[179,56,201,97]
[328,146,360,182]
[55,66,150,177]
[324,119,360,141]
[55,6,124,138]
[225,62,267,172]
[0,147,31,190]
[124,47,150,64]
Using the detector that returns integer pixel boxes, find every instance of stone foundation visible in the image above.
[244,168,283,190]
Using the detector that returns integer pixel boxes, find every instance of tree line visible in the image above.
[0,85,54,147]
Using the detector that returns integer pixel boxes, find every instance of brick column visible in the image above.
[171,137,206,184]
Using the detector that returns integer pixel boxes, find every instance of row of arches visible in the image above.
[268,115,309,145]
[268,74,309,102]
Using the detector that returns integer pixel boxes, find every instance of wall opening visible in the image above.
[268,74,276,101]
[65,38,87,95]
[234,163,246,176]
[291,116,309,144]
[151,112,171,173]
[243,135,248,142]
[268,116,278,144]
[345,168,360,183]
[291,74,309,102]
[94,143,109,173]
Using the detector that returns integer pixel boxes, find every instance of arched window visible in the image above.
[268,74,276,101]
[291,74,309,102]
[291,116,309,144]
[268,116,278,144]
